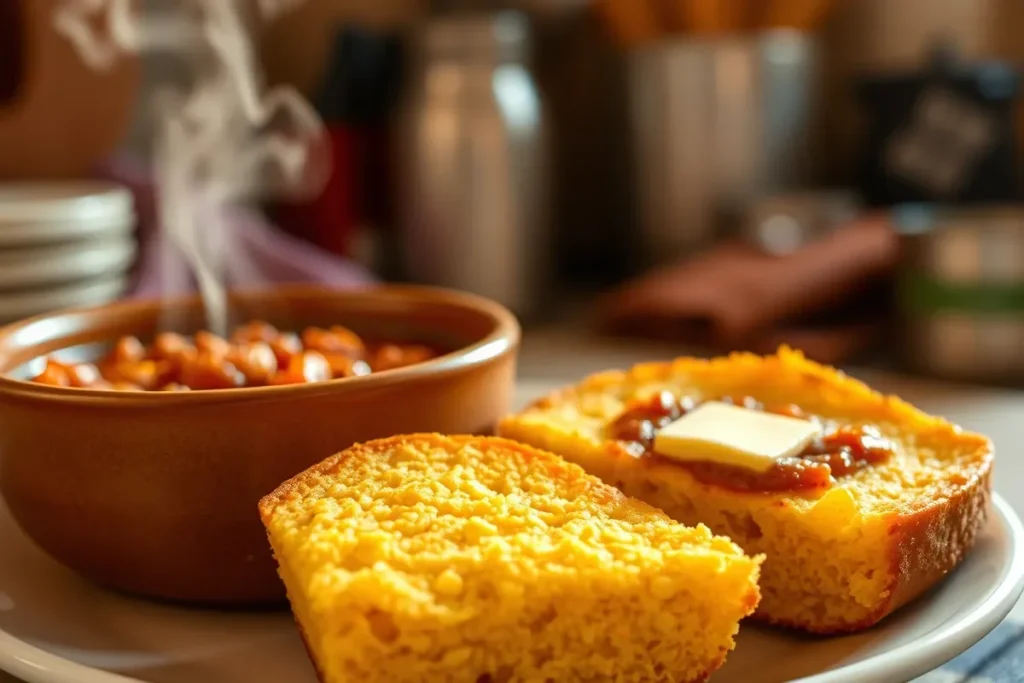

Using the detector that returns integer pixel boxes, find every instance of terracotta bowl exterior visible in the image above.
[0,285,519,604]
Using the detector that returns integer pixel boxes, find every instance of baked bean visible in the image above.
[194,331,231,358]
[113,336,145,364]
[228,342,277,385]
[269,333,302,369]
[28,321,442,391]
[152,332,192,360]
[272,351,331,385]
[324,352,372,378]
[67,363,102,388]
[106,359,174,391]
[179,351,245,390]
[372,344,437,372]
[301,326,364,356]
[231,321,279,344]
[33,360,71,387]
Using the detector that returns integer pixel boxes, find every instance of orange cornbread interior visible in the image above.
[259,434,762,683]
[499,347,994,633]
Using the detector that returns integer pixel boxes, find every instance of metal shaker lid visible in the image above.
[416,10,530,63]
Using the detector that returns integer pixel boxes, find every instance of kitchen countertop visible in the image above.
[1,327,1022,683]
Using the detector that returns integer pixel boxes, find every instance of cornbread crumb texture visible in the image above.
[498,347,993,633]
[260,434,763,683]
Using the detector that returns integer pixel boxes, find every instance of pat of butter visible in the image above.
[652,401,822,472]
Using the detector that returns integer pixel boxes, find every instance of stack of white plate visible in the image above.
[0,182,137,324]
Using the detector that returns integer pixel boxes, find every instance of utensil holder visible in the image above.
[628,30,821,267]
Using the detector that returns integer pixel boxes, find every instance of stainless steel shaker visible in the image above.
[394,10,549,319]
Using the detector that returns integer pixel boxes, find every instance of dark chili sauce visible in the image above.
[607,391,894,493]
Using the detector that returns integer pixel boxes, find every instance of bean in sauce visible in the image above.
[28,321,443,392]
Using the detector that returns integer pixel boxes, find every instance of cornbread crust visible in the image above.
[260,434,763,683]
[293,619,326,683]
[498,348,994,634]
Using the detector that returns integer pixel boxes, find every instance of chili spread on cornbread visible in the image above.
[609,392,893,493]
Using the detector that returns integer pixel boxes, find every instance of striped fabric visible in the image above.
[917,616,1024,682]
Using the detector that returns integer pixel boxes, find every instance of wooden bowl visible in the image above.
[0,285,519,604]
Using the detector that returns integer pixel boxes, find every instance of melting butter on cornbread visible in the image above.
[653,401,823,472]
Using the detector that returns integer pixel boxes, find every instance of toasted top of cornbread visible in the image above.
[260,433,757,620]
[503,347,993,515]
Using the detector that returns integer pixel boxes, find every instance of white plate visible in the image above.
[0,496,1019,683]
[0,216,135,249]
[0,183,132,226]
[0,183,134,248]
[0,239,136,290]
[0,381,1021,683]
[0,275,129,325]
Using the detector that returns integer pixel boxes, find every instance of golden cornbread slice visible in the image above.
[498,347,994,634]
[259,434,762,683]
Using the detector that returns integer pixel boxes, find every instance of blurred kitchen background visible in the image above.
[3,0,1024,385]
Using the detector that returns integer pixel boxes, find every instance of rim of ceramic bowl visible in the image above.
[0,284,521,405]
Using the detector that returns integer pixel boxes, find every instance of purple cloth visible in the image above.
[99,155,377,298]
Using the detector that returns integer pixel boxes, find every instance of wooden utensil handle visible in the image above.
[761,0,835,31]
[671,0,751,36]
[594,0,663,48]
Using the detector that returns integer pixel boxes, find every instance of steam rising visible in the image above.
[54,0,326,334]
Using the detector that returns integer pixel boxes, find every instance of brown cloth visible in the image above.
[597,215,899,365]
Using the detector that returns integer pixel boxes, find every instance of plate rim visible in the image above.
[797,493,1024,683]
[0,495,1022,683]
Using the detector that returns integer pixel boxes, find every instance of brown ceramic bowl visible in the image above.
[0,285,519,604]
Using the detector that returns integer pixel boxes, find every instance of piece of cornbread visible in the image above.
[498,347,994,634]
[259,434,762,683]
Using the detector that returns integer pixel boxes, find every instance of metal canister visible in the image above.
[628,30,821,268]
[394,10,549,320]
[895,204,1024,384]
